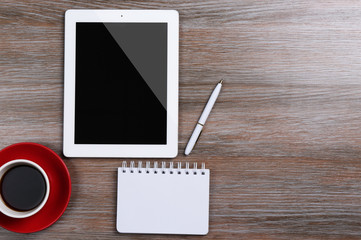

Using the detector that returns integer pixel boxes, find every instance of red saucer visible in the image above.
[0,142,71,233]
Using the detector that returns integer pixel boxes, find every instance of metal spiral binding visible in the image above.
[130,161,135,173]
[122,161,126,173]
[161,162,166,174]
[138,161,142,173]
[146,161,150,173]
[154,162,158,174]
[120,161,206,175]
[169,162,174,174]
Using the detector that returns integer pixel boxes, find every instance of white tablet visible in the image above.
[63,10,179,158]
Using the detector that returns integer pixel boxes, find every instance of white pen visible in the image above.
[184,79,223,155]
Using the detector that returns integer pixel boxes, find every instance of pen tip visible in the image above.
[219,79,223,84]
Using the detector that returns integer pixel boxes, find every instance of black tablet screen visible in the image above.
[75,23,167,144]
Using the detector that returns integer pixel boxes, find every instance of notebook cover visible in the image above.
[116,165,209,235]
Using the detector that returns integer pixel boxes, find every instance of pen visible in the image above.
[184,79,223,155]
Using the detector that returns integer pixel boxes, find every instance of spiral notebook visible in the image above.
[116,161,210,235]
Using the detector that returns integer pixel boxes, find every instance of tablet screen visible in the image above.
[75,23,167,144]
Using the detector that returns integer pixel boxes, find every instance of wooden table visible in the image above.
[1,1,361,239]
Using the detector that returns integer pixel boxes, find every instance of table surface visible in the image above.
[1,0,361,239]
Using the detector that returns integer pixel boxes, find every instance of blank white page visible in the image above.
[116,166,210,235]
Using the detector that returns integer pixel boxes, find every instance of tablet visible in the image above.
[63,10,179,158]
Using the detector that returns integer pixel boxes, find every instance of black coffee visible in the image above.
[0,165,46,211]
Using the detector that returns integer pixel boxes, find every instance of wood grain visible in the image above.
[1,0,361,239]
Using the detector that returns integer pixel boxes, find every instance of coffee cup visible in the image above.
[0,159,50,218]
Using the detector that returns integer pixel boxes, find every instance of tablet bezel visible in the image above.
[63,10,178,158]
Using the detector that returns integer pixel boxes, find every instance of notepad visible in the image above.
[116,161,210,235]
